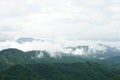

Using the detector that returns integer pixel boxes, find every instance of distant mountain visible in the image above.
[16,37,35,43]
[15,37,120,60]
[65,44,120,59]
[65,46,89,55]
[88,45,120,59]
[97,56,120,69]
[16,37,52,43]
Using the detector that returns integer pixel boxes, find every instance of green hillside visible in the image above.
[0,48,120,80]
[0,48,88,71]
[0,62,119,80]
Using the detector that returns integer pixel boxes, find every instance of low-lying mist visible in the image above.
[0,38,120,58]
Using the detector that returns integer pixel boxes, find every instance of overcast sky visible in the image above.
[0,0,119,41]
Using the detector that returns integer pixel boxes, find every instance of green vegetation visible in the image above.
[0,62,119,80]
[0,48,120,80]
[0,48,89,70]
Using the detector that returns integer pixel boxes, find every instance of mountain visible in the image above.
[0,62,119,80]
[0,48,120,68]
[15,37,120,60]
[0,48,120,80]
[65,46,89,55]
[91,45,120,59]
[16,37,51,43]
[0,48,90,71]
[96,56,120,70]
[101,56,120,65]
[16,37,35,43]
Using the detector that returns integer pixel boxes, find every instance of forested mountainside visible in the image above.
[0,62,119,80]
[0,48,120,80]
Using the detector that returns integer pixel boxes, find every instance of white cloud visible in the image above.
[72,49,84,56]
[0,0,119,41]
[0,39,120,57]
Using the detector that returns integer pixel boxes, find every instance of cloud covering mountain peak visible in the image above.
[0,37,120,58]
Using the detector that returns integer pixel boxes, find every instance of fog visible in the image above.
[0,39,120,58]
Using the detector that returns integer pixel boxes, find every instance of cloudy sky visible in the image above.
[0,0,119,41]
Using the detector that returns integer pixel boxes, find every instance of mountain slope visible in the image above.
[0,48,120,80]
[0,65,44,80]
[0,62,119,80]
[0,48,89,71]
